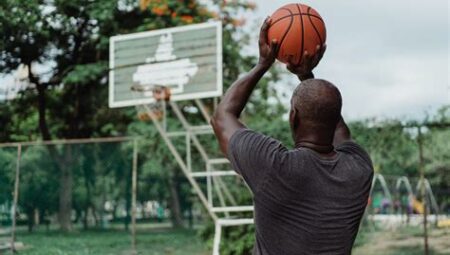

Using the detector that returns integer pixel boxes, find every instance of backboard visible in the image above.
[109,22,222,108]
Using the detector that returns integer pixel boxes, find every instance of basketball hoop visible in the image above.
[133,85,171,122]
[151,86,171,102]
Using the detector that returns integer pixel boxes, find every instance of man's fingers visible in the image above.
[312,44,326,67]
[315,45,321,55]
[270,39,279,56]
[301,50,312,65]
[259,17,271,45]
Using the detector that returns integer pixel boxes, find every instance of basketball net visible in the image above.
[131,84,171,123]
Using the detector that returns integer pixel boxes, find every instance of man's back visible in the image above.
[228,129,374,255]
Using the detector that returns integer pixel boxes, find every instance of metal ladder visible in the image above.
[141,99,254,255]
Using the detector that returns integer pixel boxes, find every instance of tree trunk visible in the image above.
[58,147,73,232]
[34,76,74,232]
[167,175,184,228]
[26,208,34,233]
[83,207,89,230]
[83,169,92,230]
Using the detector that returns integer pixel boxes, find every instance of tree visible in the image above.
[0,0,260,233]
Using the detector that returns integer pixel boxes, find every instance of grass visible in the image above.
[4,224,449,255]
[7,227,210,255]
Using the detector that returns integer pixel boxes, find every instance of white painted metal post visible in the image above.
[213,222,222,255]
[143,104,217,221]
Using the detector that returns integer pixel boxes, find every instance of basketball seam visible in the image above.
[271,13,323,28]
[278,8,295,56]
[307,7,323,47]
[297,4,305,64]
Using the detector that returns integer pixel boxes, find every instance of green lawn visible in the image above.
[4,225,449,255]
[8,228,210,255]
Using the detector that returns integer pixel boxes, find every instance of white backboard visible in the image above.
[109,22,222,108]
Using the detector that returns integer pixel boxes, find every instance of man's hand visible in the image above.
[258,17,279,69]
[287,44,326,81]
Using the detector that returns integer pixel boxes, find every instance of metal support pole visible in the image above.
[186,134,191,172]
[216,177,237,206]
[212,222,222,255]
[195,99,212,123]
[170,102,210,162]
[417,127,429,255]
[11,144,21,254]
[212,177,230,218]
[143,104,217,221]
[131,139,138,255]
[207,163,213,206]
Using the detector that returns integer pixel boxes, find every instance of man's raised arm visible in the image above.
[333,116,351,147]
[211,17,279,156]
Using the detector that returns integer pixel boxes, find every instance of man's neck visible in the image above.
[294,131,336,157]
[295,140,335,153]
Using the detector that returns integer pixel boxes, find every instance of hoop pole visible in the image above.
[195,99,211,123]
[207,163,213,206]
[143,104,217,221]
[216,177,238,206]
[186,133,191,172]
[11,144,21,254]
[170,102,210,162]
[212,222,222,255]
[212,177,230,218]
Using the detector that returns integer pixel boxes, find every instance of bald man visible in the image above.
[211,18,374,255]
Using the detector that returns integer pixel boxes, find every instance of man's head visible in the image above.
[289,79,342,145]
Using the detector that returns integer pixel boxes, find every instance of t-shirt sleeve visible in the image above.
[227,128,287,193]
[336,141,373,167]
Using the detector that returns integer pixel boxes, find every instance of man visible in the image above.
[211,18,374,255]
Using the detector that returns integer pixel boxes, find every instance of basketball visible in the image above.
[268,3,326,65]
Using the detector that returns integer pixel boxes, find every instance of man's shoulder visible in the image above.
[229,128,285,153]
[336,140,373,167]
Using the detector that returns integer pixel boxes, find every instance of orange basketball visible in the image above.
[268,3,326,65]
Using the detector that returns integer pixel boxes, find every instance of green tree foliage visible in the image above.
[0,0,267,235]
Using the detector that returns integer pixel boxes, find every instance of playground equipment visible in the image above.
[109,22,253,255]
[370,174,440,216]
[370,174,394,214]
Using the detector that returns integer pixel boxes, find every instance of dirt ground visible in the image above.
[353,227,450,255]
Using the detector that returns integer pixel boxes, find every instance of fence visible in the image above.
[0,137,207,252]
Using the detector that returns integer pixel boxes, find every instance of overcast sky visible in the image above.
[248,0,449,120]
[1,1,448,121]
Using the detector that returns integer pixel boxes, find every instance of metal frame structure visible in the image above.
[370,174,440,215]
[370,174,394,213]
[415,178,440,215]
[139,100,254,255]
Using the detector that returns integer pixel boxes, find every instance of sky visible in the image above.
[247,0,449,121]
[1,0,448,121]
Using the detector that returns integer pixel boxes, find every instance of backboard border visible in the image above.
[109,21,223,108]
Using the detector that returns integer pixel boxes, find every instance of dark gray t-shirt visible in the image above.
[228,129,374,255]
